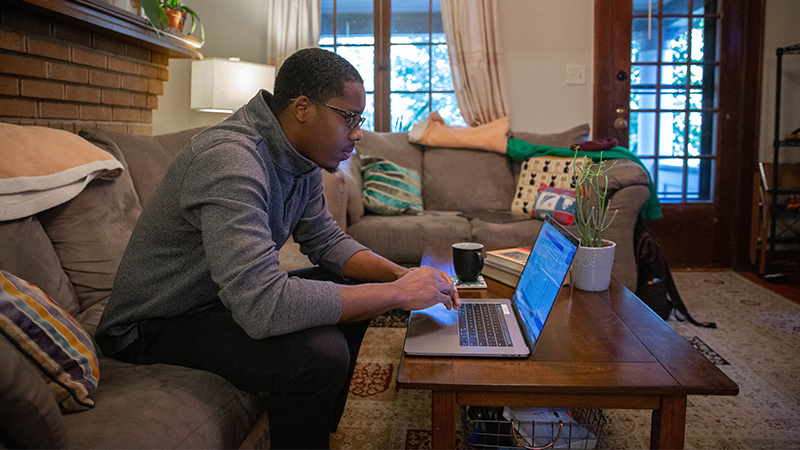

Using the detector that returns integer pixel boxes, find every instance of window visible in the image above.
[629,0,719,202]
[320,0,465,132]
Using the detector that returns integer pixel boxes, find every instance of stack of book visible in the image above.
[482,247,531,287]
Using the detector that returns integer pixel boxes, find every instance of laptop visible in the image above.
[403,215,579,358]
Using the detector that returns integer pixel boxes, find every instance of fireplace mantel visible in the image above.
[10,0,202,59]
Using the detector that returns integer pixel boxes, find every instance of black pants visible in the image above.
[112,267,370,449]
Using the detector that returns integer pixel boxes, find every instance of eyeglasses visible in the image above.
[307,98,366,130]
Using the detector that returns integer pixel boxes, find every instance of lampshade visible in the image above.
[191,58,276,113]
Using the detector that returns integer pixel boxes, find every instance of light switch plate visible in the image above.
[567,65,587,85]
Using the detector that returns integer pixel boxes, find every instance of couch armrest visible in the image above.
[321,169,347,231]
[603,184,651,291]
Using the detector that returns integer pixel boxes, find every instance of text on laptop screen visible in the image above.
[513,220,577,342]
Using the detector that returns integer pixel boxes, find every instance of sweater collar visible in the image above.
[239,90,318,177]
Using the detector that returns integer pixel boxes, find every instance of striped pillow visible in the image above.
[0,270,99,412]
[359,153,423,216]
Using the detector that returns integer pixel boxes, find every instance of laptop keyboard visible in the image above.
[458,303,513,347]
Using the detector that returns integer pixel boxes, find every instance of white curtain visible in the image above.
[440,0,510,126]
[265,0,320,70]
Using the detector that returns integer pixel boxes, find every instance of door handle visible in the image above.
[614,108,628,130]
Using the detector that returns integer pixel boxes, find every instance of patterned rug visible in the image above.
[330,272,800,449]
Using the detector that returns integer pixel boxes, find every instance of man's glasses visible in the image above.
[307,98,366,130]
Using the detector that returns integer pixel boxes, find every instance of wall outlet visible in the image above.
[567,65,587,85]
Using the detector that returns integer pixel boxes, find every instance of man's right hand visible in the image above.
[391,266,460,311]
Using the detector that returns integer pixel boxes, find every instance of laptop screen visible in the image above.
[513,219,578,343]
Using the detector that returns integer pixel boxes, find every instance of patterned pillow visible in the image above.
[532,184,576,226]
[0,270,99,412]
[359,153,423,216]
[511,156,586,215]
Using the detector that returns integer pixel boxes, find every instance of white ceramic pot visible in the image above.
[570,240,616,291]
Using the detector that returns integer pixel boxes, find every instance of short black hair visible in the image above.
[271,48,363,114]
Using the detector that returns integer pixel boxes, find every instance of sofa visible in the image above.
[0,126,270,449]
[0,122,649,449]
[314,124,652,291]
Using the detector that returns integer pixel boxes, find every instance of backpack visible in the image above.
[634,218,716,328]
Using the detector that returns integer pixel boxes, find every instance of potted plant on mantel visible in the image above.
[570,151,619,291]
[140,0,205,44]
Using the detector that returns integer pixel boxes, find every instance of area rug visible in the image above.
[330,271,800,449]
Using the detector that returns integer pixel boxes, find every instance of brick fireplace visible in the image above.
[0,0,200,136]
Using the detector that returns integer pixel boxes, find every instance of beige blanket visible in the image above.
[0,123,123,220]
[407,111,509,153]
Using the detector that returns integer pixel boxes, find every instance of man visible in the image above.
[96,48,460,449]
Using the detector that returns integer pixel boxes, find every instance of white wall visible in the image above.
[759,0,800,164]
[497,0,594,135]
[154,0,596,136]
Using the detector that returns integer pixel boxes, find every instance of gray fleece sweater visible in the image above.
[96,90,368,356]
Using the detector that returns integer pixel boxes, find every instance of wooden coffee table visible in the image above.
[396,245,739,449]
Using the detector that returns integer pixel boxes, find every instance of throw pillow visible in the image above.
[0,270,99,412]
[531,184,576,226]
[360,153,423,216]
[511,156,586,215]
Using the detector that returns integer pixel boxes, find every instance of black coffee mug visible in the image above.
[452,242,484,282]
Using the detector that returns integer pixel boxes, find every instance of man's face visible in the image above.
[300,81,366,171]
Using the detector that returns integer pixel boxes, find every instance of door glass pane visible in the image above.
[432,93,466,126]
[686,158,713,200]
[687,112,703,156]
[337,0,373,44]
[690,65,704,85]
[632,64,657,86]
[657,158,685,202]
[631,87,657,110]
[693,0,718,14]
[662,65,687,87]
[691,18,705,61]
[689,89,703,109]
[662,87,687,110]
[432,44,453,91]
[633,0,659,15]
[660,112,686,156]
[392,0,430,43]
[630,112,656,156]
[391,93,429,132]
[662,17,690,63]
[664,0,689,14]
[338,46,375,92]
[391,45,430,91]
[632,18,659,63]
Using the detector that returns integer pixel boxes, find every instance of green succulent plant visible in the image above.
[572,150,618,248]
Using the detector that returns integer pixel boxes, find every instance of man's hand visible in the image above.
[338,265,460,322]
[391,266,460,311]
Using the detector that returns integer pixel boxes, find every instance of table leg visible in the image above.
[650,395,687,449]
[431,391,456,450]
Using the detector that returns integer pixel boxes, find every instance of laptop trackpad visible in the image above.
[407,303,458,336]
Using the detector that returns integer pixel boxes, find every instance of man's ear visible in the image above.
[291,96,312,123]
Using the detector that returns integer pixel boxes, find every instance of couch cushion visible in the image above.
[355,131,423,174]
[346,211,470,264]
[423,148,515,213]
[0,271,100,412]
[0,334,68,449]
[80,127,206,207]
[0,216,79,315]
[62,358,263,449]
[38,173,141,314]
[511,123,590,148]
[339,153,364,225]
[360,153,423,216]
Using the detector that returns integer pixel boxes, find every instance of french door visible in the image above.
[594,0,764,269]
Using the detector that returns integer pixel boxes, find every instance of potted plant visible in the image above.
[140,0,204,43]
[570,150,619,291]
